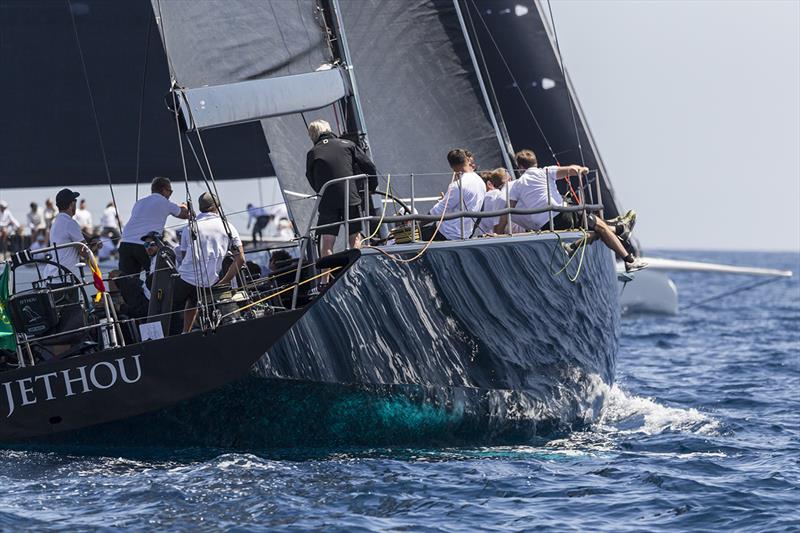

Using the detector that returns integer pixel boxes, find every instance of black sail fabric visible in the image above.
[337,0,506,203]
[0,0,272,188]
[468,0,622,218]
[151,0,335,233]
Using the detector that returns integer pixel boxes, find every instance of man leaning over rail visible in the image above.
[172,192,244,334]
[305,119,377,259]
[494,149,646,273]
[420,149,486,241]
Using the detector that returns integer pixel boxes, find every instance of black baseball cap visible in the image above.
[55,188,80,209]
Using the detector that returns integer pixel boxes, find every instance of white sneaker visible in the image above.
[624,257,648,273]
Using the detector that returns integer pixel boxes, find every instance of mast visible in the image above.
[321,0,371,151]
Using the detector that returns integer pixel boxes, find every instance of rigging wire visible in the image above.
[134,11,153,201]
[466,0,558,166]
[544,0,585,167]
[66,0,123,235]
[683,277,784,311]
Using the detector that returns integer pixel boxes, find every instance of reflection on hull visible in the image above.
[11,234,619,451]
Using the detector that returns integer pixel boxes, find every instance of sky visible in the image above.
[548,0,800,252]
[1,1,797,252]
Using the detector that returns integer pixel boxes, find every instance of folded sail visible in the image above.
[151,0,337,232]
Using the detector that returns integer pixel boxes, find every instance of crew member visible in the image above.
[0,200,22,255]
[119,177,188,277]
[246,203,271,246]
[305,119,377,259]
[73,199,93,234]
[100,201,122,242]
[477,168,521,236]
[44,189,88,279]
[420,149,486,241]
[494,149,646,272]
[27,202,46,241]
[172,192,244,333]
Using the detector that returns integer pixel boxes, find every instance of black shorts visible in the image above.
[253,215,270,233]
[172,276,199,310]
[419,223,449,242]
[316,206,362,237]
[547,211,597,231]
[118,242,150,276]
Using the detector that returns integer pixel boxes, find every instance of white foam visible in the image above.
[598,384,720,436]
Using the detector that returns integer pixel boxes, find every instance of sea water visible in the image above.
[0,250,797,531]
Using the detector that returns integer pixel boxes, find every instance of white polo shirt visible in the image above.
[509,166,563,231]
[121,193,182,244]
[44,212,85,278]
[429,171,486,240]
[177,212,242,288]
[478,181,518,235]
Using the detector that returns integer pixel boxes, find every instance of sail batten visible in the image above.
[178,69,351,131]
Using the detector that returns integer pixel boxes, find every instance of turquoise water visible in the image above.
[1,250,798,531]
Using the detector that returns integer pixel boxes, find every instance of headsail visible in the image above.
[468,0,623,218]
[0,0,272,188]
[337,0,508,202]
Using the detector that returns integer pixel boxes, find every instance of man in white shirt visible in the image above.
[73,199,93,234]
[0,200,22,255]
[246,203,270,246]
[476,168,524,236]
[27,202,46,241]
[494,149,646,272]
[119,177,189,278]
[100,201,121,241]
[172,192,244,333]
[44,189,88,279]
[421,148,486,241]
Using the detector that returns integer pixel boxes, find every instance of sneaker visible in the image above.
[560,241,575,257]
[624,257,648,273]
[616,209,637,242]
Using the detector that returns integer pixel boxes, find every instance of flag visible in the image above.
[0,263,16,351]
[89,257,106,303]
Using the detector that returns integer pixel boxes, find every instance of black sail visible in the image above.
[0,0,272,188]
[468,0,623,217]
[338,0,507,202]
[151,0,337,233]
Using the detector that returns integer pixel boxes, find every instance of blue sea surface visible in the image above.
[1,250,798,531]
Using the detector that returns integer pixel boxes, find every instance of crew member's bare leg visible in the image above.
[183,306,198,334]
[593,219,629,260]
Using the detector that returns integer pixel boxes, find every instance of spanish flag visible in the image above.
[89,257,106,302]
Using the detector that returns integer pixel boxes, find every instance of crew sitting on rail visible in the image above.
[118,177,189,281]
[420,148,486,241]
[477,168,524,236]
[171,192,244,334]
[494,149,647,273]
[43,188,90,279]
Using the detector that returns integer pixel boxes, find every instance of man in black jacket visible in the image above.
[306,119,377,260]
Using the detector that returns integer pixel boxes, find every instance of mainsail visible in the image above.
[150,0,511,233]
[468,0,623,218]
[0,0,272,188]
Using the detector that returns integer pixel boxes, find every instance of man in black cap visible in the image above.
[43,188,88,278]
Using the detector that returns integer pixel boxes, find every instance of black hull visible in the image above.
[260,233,618,430]
[0,306,308,442]
[5,233,619,449]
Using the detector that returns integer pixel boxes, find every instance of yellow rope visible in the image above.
[361,173,391,241]
[362,172,456,264]
[219,267,340,320]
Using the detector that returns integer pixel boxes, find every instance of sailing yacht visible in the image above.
[0,0,621,446]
